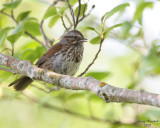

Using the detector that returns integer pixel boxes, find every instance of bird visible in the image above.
[9,30,87,91]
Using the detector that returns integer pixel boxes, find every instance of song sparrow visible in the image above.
[9,30,87,91]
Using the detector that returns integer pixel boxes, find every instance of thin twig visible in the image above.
[0,11,17,24]
[82,4,87,18]
[6,9,15,56]
[31,84,49,93]
[24,31,45,46]
[61,15,68,31]
[48,86,60,92]
[0,11,45,48]
[78,38,104,76]
[0,67,16,73]
[61,14,73,35]
[13,10,45,47]
[40,20,50,50]
[41,82,60,91]
[75,0,81,29]
[31,83,60,93]
[22,90,138,126]
[66,0,76,28]
[0,11,10,17]
[10,9,18,25]
[42,83,61,92]
[78,5,95,22]
[39,0,61,49]
[64,14,72,27]
[11,43,14,56]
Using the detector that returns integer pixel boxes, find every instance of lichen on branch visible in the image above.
[1,52,160,108]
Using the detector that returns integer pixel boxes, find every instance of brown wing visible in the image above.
[36,43,62,67]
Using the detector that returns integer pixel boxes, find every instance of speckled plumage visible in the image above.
[37,40,84,76]
[9,30,86,91]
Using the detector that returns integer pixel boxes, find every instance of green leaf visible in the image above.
[127,82,135,89]
[85,72,110,80]
[70,0,78,6]
[75,4,88,17]
[21,49,36,61]
[48,15,60,28]
[104,23,122,38]
[24,21,41,36]
[120,21,132,38]
[0,71,13,83]
[0,7,8,12]
[24,17,38,21]
[0,27,13,46]
[58,6,67,16]
[102,3,130,22]
[20,46,46,61]
[85,27,95,31]
[85,27,100,35]
[90,36,101,44]
[13,22,24,35]
[3,0,22,8]
[43,6,57,20]
[35,46,47,58]
[140,43,160,76]
[139,109,160,121]
[7,22,24,43]
[7,31,23,44]
[21,41,41,50]
[133,2,153,23]
[16,11,31,22]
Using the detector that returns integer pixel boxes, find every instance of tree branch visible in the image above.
[0,52,160,108]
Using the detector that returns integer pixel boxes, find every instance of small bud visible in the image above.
[92,5,95,9]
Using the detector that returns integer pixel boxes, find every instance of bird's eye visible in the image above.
[75,36,77,39]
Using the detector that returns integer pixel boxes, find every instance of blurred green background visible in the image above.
[1,0,160,128]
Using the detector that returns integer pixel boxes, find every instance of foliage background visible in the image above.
[0,0,160,128]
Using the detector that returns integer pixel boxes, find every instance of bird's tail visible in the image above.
[9,76,33,91]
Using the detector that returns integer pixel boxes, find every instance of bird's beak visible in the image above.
[80,38,87,42]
